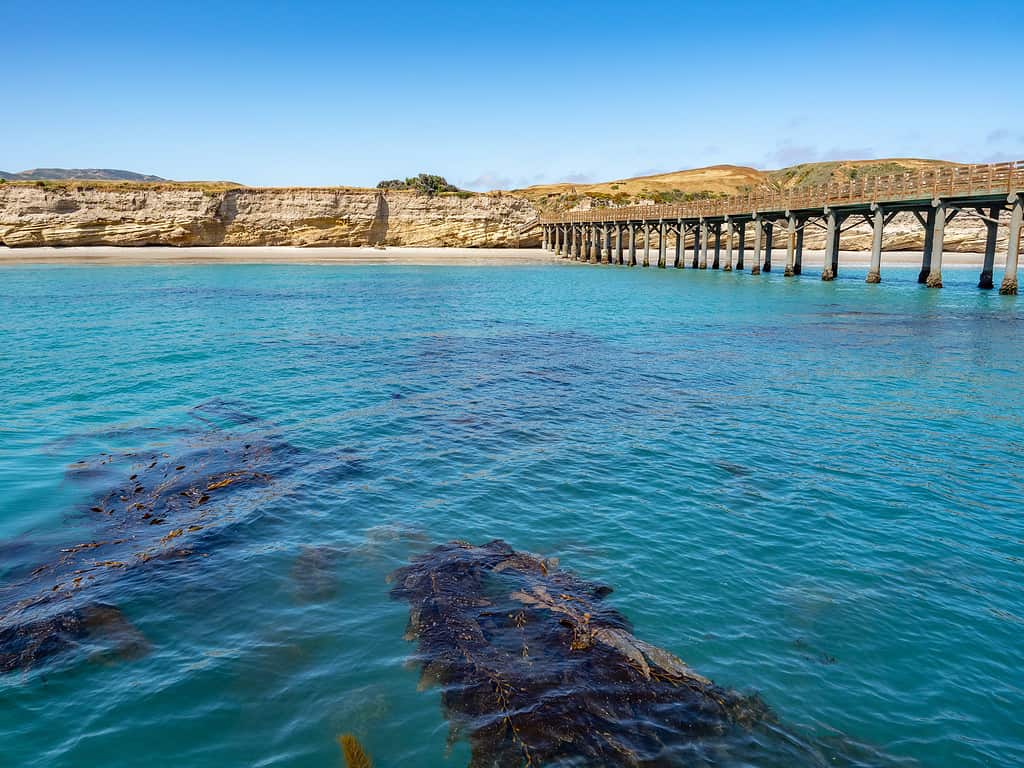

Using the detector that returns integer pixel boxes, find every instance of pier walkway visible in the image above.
[537,160,1024,293]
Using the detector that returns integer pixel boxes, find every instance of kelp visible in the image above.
[0,402,291,674]
[337,733,374,768]
[390,540,772,767]
[391,540,874,768]
[0,603,149,673]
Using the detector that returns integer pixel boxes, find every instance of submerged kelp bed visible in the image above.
[0,402,293,673]
[391,540,898,768]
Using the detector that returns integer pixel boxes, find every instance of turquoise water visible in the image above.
[0,262,1021,767]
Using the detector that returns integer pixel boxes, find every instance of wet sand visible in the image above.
[0,245,1001,268]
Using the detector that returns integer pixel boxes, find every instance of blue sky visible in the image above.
[4,0,1023,189]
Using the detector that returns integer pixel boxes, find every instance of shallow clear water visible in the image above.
[1,262,1021,767]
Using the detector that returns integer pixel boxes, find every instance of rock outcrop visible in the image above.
[0,184,541,248]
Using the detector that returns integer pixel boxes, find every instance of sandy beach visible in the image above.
[0,245,1003,268]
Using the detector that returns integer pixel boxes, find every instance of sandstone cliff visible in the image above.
[0,155,1012,253]
[0,184,540,248]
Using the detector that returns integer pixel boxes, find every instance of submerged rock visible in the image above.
[390,540,779,768]
[291,545,342,603]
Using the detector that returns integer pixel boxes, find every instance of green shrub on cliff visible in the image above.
[376,174,460,196]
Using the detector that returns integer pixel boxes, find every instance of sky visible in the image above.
[4,0,1023,190]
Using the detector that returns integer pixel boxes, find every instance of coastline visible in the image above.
[0,245,1004,268]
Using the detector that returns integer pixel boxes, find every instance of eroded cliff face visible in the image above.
[0,182,1007,253]
[0,185,541,248]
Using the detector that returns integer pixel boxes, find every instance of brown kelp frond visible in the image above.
[0,409,293,674]
[337,733,373,768]
[0,603,150,674]
[390,540,791,768]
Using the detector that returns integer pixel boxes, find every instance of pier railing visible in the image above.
[540,160,1024,224]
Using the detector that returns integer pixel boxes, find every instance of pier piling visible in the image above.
[979,206,998,288]
[925,201,949,288]
[1000,194,1023,295]
[724,218,735,271]
[821,209,838,281]
[751,217,762,276]
[918,208,936,284]
[867,204,884,283]
[699,219,709,269]
[784,213,797,277]
[736,222,746,270]
[794,224,804,275]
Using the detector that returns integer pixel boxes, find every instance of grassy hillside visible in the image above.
[0,168,168,182]
[517,158,958,212]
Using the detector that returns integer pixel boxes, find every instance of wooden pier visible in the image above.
[538,160,1024,293]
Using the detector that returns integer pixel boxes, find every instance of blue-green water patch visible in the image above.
[0,263,1021,767]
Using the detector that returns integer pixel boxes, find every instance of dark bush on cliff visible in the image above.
[376,174,460,196]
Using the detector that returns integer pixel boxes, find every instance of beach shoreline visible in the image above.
[0,245,1004,268]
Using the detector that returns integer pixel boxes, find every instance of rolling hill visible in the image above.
[515,158,959,212]
[0,168,166,182]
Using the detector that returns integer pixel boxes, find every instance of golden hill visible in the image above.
[515,158,958,212]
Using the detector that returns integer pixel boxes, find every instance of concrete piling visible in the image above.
[821,209,838,281]
[736,222,746,270]
[642,224,651,267]
[794,225,804,275]
[1000,194,1023,295]
[712,223,721,269]
[674,222,684,268]
[784,213,797,277]
[698,219,709,269]
[867,204,884,283]
[918,208,936,284]
[724,218,734,272]
[979,206,998,289]
[657,221,667,268]
[925,201,947,288]
[751,217,762,276]
[628,224,636,266]
[763,221,773,272]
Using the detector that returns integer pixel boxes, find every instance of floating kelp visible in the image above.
[390,540,768,767]
[0,402,293,674]
[391,540,883,768]
[337,733,374,768]
[0,603,149,673]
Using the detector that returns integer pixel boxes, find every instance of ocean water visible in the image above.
[0,261,1021,768]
